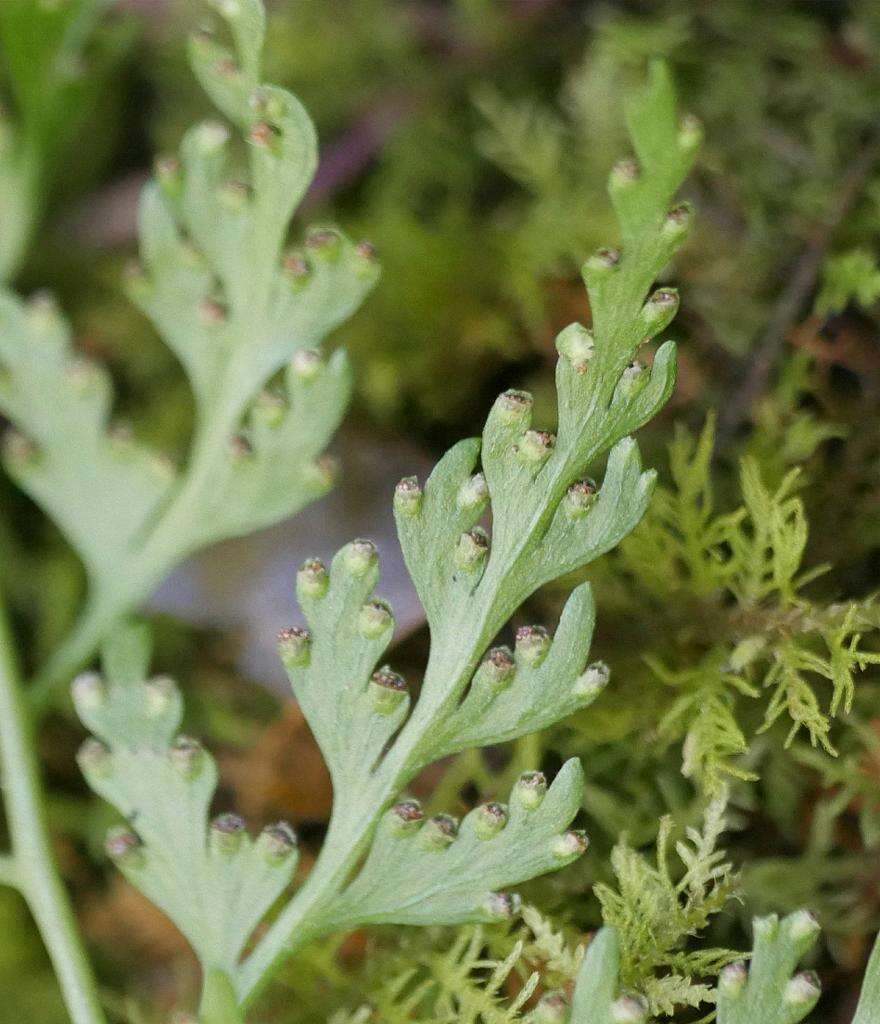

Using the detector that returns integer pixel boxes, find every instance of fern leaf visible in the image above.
[6,0,377,708]
[75,51,699,1012]
[0,293,175,581]
[0,0,123,278]
[570,928,649,1024]
[852,928,880,1024]
[716,912,821,1024]
[73,625,298,979]
[323,760,585,929]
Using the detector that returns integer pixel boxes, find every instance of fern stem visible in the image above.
[0,578,108,1024]
[200,970,245,1024]
[28,592,121,717]
[237,795,382,1005]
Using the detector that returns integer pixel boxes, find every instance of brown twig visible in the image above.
[717,120,880,450]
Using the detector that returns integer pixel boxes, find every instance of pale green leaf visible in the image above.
[322,760,585,930]
[8,0,378,709]
[852,929,880,1024]
[716,912,821,1024]
[73,624,298,979]
[0,292,174,583]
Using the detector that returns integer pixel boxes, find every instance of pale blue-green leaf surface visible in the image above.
[324,760,585,929]
[570,928,638,1024]
[0,292,174,583]
[77,48,701,1010]
[853,929,880,1024]
[6,0,377,710]
[241,58,700,1003]
[716,912,821,1024]
[74,625,298,978]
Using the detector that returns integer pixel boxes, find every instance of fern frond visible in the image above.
[569,928,649,1024]
[244,60,695,988]
[0,294,176,582]
[76,52,699,1013]
[322,759,585,930]
[852,928,880,1024]
[1,0,378,709]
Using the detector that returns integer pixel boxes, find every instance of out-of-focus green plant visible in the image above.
[0,0,129,281]
[816,249,880,315]
[3,0,379,717]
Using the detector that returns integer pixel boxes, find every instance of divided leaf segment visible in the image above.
[76,625,298,981]
[69,10,702,1013]
[715,912,822,1024]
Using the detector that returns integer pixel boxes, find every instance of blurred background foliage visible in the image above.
[2,0,880,1021]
